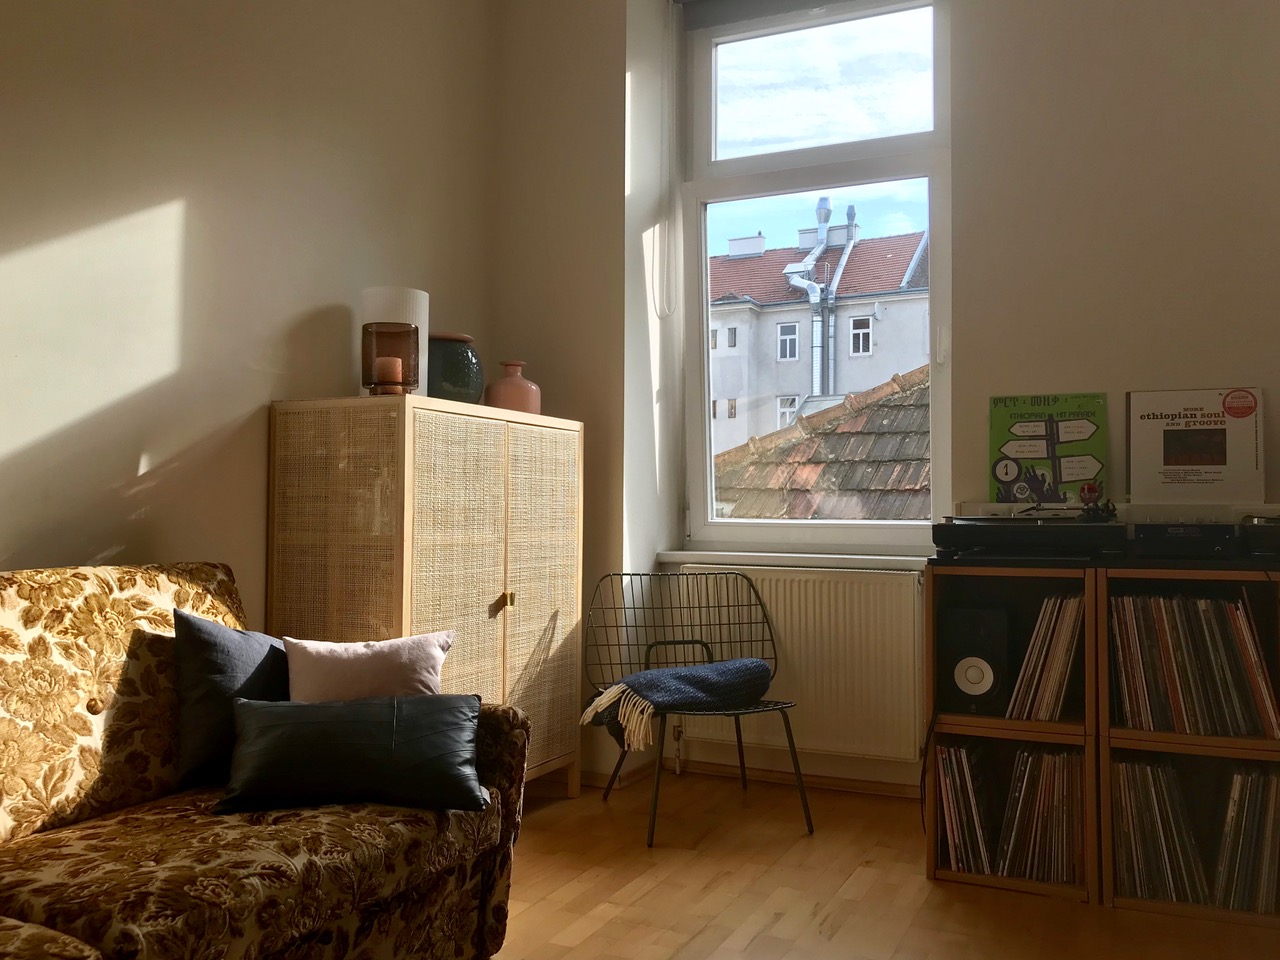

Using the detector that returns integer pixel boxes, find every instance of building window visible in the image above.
[684,0,948,549]
[728,399,737,419]
[778,396,799,429]
[710,328,718,349]
[777,323,798,361]
[850,316,873,355]
[712,399,717,419]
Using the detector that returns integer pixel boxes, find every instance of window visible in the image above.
[777,322,798,361]
[710,328,718,349]
[778,395,799,428]
[850,316,873,355]
[683,0,950,551]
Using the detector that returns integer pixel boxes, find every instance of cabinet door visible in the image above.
[410,409,507,707]
[270,403,402,640]
[504,423,582,770]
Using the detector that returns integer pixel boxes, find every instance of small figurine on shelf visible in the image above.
[1077,481,1117,522]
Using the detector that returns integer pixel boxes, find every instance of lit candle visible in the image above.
[374,356,403,384]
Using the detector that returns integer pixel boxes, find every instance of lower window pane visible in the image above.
[705,180,931,521]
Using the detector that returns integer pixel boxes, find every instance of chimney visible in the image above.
[727,231,766,257]
[847,204,859,245]
[816,196,832,245]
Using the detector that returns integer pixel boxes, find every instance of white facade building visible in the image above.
[707,210,929,454]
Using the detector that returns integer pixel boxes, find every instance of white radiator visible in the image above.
[679,565,923,763]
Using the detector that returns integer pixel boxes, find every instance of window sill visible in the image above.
[655,549,928,572]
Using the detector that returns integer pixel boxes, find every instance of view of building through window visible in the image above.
[705,181,930,521]
[688,3,938,531]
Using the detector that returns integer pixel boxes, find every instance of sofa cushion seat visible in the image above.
[0,787,503,960]
[0,917,103,960]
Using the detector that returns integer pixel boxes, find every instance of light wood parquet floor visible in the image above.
[499,772,1280,960]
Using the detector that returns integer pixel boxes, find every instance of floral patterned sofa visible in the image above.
[0,563,530,960]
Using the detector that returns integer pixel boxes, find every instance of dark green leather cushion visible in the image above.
[217,693,488,813]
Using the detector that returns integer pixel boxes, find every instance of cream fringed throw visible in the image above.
[579,658,773,751]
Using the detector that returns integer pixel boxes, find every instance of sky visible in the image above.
[707,179,929,256]
[705,5,932,256]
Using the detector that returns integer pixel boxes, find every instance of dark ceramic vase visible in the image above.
[425,333,484,403]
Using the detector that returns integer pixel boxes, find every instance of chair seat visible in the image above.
[658,699,796,717]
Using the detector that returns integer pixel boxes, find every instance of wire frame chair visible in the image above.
[583,571,814,845]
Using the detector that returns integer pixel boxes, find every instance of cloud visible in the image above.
[715,6,934,159]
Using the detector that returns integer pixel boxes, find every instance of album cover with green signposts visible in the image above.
[989,393,1108,504]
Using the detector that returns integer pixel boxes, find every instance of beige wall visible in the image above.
[950,1,1280,504]
[489,1,629,596]
[0,1,499,624]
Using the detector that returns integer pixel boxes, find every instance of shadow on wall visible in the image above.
[0,304,357,625]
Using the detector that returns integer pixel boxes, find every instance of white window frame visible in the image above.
[682,0,951,554]
[778,395,799,429]
[777,322,799,361]
[850,316,873,356]
[727,326,737,348]
[728,398,738,419]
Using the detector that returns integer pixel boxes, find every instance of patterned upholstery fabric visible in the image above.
[0,564,245,842]
[0,789,502,959]
[0,917,102,960]
[0,563,532,960]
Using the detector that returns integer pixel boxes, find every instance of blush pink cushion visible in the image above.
[283,632,454,702]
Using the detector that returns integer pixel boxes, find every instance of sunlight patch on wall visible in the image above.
[0,200,185,459]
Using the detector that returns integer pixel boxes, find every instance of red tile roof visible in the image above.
[713,365,930,521]
[709,232,926,306]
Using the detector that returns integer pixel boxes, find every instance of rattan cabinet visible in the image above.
[268,395,583,792]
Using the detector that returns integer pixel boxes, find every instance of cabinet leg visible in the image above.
[565,759,582,798]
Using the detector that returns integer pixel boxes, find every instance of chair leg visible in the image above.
[733,716,748,790]
[603,749,628,801]
[779,709,814,834]
[647,714,668,847]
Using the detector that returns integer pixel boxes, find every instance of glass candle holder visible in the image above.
[362,322,419,396]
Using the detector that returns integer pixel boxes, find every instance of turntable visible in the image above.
[933,514,1127,560]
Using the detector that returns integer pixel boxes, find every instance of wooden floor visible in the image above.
[500,772,1280,960]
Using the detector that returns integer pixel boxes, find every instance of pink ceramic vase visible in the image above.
[484,360,541,415]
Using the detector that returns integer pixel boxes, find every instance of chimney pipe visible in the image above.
[816,196,832,245]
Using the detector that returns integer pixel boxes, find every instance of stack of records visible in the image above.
[938,741,1083,884]
[936,742,995,874]
[1109,593,1280,737]
[1213,766,1280,913]
[996,747,1083,884]
[1007,595,1084,722]
[1112,757,1209,904]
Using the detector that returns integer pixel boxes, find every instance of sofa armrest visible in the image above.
[471,703,530,958]
[475,703,531,845]
[0,917,102,960]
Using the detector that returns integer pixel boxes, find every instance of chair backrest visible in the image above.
[583,572,779,691]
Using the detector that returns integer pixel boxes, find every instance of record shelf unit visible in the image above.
[1099,565,1280,928]
[925,561,1099,904]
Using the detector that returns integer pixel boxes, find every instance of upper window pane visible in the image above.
[713,6,933,161]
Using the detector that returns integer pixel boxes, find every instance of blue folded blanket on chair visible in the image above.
[580,658,772,752]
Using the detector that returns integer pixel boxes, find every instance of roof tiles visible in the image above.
[708,232,927,306]
[713,365,931,521]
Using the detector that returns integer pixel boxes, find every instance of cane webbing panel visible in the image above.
[505,424,581,769]
[412,409,507,707]
[270,403,401,641]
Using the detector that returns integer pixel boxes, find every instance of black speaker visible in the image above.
[936,607,1010,716]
